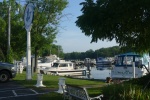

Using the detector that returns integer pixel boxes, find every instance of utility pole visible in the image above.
[58,46,59,57]
[7,5,11,61]
[7,1,19,62]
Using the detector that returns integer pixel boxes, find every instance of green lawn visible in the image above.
[14,72,105,100]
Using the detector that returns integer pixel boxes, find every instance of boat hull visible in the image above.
[41,69,86,76]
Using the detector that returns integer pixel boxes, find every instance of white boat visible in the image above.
[96,57,112,70]
[41,60,86,76]
[38,55,59,69]
[84,58,96,67]
[111,52,150,79]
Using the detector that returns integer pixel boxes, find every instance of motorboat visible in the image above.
[96,57,112,70]
[40,60,86,76]
[38,55,59,69]
[111,52,150,79]
[84,58,96,67]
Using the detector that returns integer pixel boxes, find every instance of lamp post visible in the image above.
[24,3,34,80]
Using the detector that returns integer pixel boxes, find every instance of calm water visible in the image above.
[73,66,111,80]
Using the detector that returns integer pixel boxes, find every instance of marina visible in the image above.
[20,53,150,80]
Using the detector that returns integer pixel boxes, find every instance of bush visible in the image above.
[101,83,150,100]
[127,73,150,89]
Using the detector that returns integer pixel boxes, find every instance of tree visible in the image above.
[0,0,68,65]
[76,0,150,53]
[26,0,68,72]
[42,44,64,58]
[64,46,120,60]
[0,0,25,62]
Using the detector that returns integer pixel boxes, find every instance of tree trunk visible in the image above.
[34,47,38,73]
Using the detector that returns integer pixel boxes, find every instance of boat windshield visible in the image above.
[115,56,142,66]
[52,63,59,67]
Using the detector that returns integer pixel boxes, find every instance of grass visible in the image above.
[14,72,150,100]
[14,72,105,100]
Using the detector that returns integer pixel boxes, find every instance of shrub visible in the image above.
[101,83,150,100]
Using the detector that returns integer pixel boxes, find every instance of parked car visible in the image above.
[0,62,16,83]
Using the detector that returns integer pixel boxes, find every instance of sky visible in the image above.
[56,0,118,53]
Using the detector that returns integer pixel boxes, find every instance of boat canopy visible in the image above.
[117,52,141,57]
[115,52,149,67]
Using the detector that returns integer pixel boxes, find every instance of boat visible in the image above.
[40,60,86,76]
[96,57,112,70]
[38,55,59,69]
[84,58,96,67]
[111,52,150,79]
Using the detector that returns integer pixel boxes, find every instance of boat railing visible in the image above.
[141,64,150,73]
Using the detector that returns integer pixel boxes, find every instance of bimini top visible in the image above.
[117,52,141,57]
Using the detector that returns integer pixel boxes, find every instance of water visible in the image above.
[73,66,111,80]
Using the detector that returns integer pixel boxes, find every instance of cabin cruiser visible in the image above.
[111,52,150,79]
[40,60,86,76]
[96,57,112,70]
[38,55,59,69]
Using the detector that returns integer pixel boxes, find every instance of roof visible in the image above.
[117,52,141,57]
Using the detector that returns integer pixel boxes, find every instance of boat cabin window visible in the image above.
[115,57,122,65]
[123,56,133,65]
[135,56,142,65]
[53,63,59,67]
[59,63,68,67]
[135,57,141,61]
[69,63,72,67]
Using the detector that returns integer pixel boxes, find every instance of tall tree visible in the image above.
[0,0,25,62]
[76,0,150,53]
[0,0,68,64]
[26,0,68,71]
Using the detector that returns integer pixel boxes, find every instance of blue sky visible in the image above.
[57,0,118,53]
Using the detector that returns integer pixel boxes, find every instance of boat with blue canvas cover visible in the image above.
[96,57,112,70]
[111,52,150,79]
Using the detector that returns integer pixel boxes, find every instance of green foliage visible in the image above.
[0,0,68,61]
[30,0,68,57]
[64,46,120,60]
[127,73,150,89]
[0,0,26,60]
[0,48,5,62]
[102,73,150,100]
[76,0,150,53]
[6,47,13,63]
[41,44,64,58]
[101,83,150,100]
[0,17,6,33]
